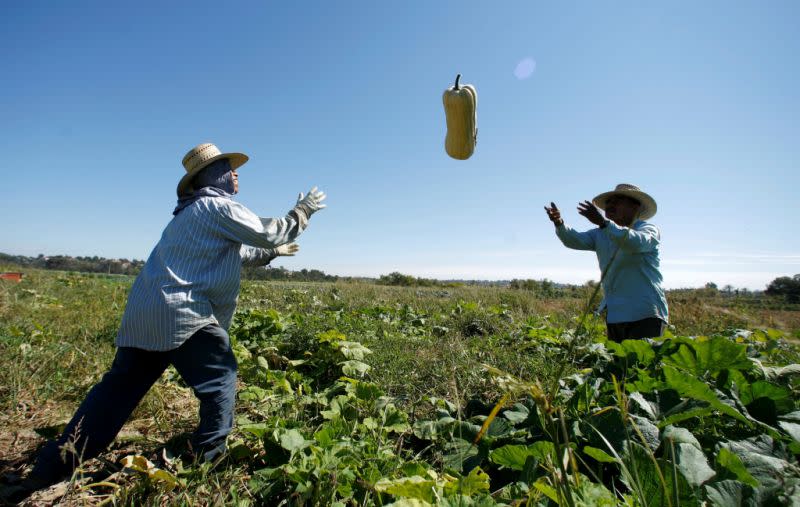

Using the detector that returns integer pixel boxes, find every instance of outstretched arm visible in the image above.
[604,221,660,252]
[574,199,659,252]
[546,202,597,251]
[241,243,299,267]
[213,187,326,249]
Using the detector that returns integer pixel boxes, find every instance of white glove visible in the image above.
[275,243,299,257]
[295,186,327,217]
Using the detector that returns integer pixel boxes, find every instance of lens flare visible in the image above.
[514,57,536,80]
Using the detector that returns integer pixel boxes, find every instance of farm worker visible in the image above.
[544,184,668,341]
[26,142,327,489]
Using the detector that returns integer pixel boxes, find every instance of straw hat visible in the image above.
[592,183,657,220]
[177,143,249,196]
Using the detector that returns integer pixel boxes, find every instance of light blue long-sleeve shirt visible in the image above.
[555,220,668,324]
[116,197,308,351]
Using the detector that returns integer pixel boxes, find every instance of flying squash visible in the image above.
[442,74,477,160]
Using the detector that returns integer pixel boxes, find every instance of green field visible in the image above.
[1,268,799,506]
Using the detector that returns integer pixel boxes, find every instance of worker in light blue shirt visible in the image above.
[26,143,327,491]
[545,184,668,341]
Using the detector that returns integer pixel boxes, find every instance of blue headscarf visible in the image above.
[173,158,236,215]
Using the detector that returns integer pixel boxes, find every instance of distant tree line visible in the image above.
[376,272,466,287]
[4,252,798,301]
[510,276,800,305]
[242,265,338,282]
[0,252,145,275]
[0,252,340,283]
[378,272,436,287]
[509,278,597,298]
[765,274,800,303]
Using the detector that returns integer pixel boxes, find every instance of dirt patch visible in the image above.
[0,379,201,505]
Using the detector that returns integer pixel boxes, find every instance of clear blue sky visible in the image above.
[2,1,798,289]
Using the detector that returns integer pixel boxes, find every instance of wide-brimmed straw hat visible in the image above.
[592,183,657,220]
[177,143,249,196]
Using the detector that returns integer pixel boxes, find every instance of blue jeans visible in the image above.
[31,324,238,483]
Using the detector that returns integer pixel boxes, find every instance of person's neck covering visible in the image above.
[173,158,236,215]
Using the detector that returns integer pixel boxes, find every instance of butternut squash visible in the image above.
[442,74,477,160]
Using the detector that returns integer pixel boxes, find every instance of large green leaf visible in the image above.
[756,362,800,380]
[502,403,530,424]
[719,436,793,492]
[661,425,702,450]
[340,360,371,377]
[672,442,716,487]
[606,339,656,365]
[584,408,660,455]
[532,479,559,504]
[382,404,411,433]
[400,465,431,482]
[451,420,482,442]
[239,422,270,439]
[715,448,759,487]
[384,500,433,507]
[738,380,795,422]
[572,479,619,506]
[238,385,268,402]
[279,428,310,453]
[355,381,383,401]
[438,497,496,507]
[630,414,661,451]
[318,329,346,344]
[444,466,491,496]
[488,441,554,471]
[443,439,480,471]
[662,365,750,425]
[704,479,756,507]
[627,369,664,393]
[338,340,372,360]
[412,416,455,441]
[664,337,751,376]
[628,391,657,420]
[314,424,336,448]
[622,442,699,507]
[778,421,800,443]
[781,410,800,422]
[777,478,800,507]
[583,446,617,463]
[374,476,436,503]
[489,444,534,470]
[738,380,793,408]
[473,414,514,438]
[321,394,358,420]
[585,408,630,455]
[528,440,556,461]
[659,406,715,428]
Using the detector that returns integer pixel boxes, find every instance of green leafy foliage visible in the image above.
[664,336,753,376]
[716,447,759,487]
[662,364,751,424]
[3,270,799,505]
[227,301,800,506]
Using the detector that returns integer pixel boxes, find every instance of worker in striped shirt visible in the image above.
[27,143,327,489]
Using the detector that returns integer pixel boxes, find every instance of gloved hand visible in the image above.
[275,243,299,257]
[295,186,327,217]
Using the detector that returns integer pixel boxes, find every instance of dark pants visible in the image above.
[606,317,666,342]
[31,324,237,484]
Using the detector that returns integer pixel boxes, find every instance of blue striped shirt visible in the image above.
[556,220,669,324]
[116,197,308,351]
